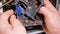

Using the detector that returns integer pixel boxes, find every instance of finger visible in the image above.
[0,10,14,27]
[38,6,59,17]
[10,15,25,30]
[44,0,57,12]
[38,6,52,17]
[0,10,14,20]
[10,15,26,34]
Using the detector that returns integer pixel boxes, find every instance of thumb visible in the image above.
[38,6,59,23]
[10,15,26,34]
[38,7,53,17]
[10,15,25,30]
[38,6,59,19]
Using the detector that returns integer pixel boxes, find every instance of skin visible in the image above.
[38,0,60,34]
[0,10,26,34]
[0,0,60,34]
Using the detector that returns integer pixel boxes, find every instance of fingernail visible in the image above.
[11,15,16,19]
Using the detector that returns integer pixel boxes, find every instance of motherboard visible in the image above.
[2,0,58,27]
[2,0,58,34]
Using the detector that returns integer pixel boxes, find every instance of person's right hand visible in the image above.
[38,0,60,34]
[0,10,26,34]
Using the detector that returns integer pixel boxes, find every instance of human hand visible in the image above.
[0,10,26,34]
[38,0,60,34]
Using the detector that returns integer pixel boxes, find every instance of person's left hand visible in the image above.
[0,10,26,34]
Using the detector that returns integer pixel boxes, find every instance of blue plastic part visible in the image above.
[16,5,24,16]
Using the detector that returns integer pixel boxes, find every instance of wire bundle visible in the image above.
[0,0,13,9]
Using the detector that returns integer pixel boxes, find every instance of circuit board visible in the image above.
[2,0,58,34]
[2,0,58,27]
